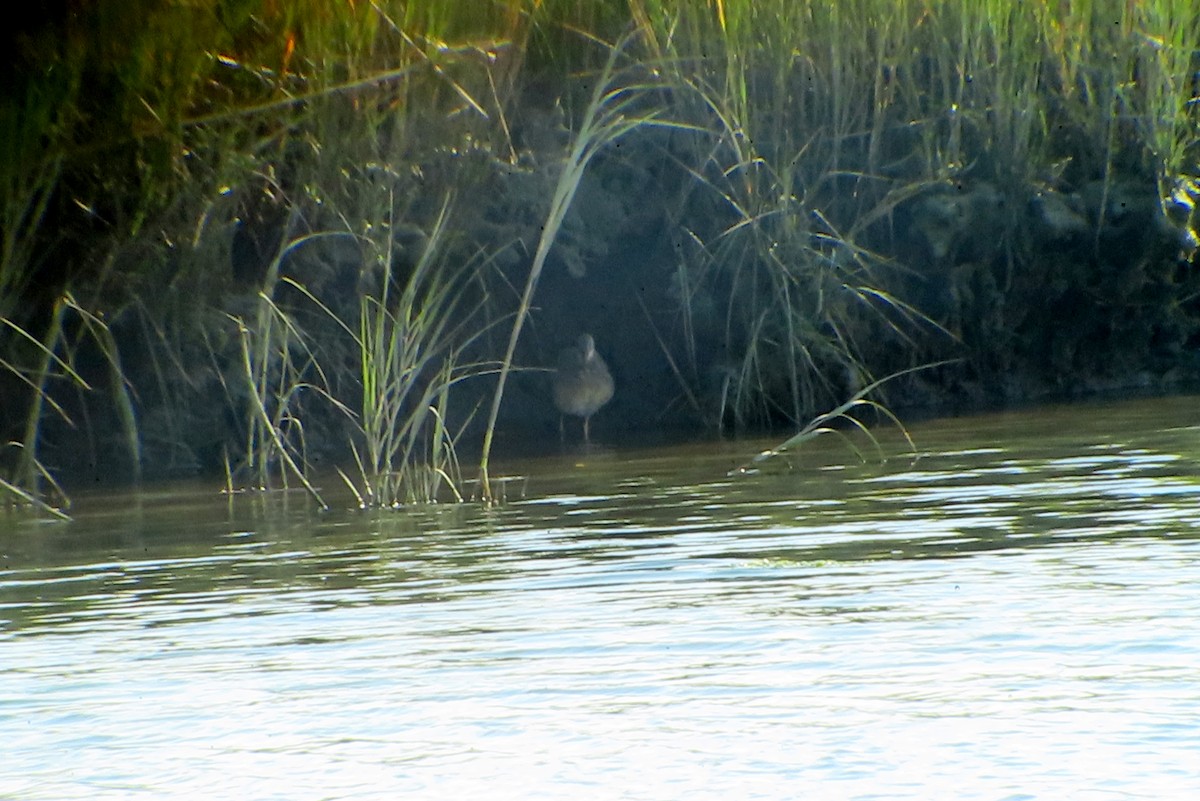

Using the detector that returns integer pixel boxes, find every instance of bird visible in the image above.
[553,333,614,442]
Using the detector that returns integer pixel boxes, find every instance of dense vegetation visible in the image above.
[3,0,1198,515]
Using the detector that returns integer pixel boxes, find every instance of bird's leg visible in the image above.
[583,416,591,442]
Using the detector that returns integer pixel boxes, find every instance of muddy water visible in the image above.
[3,395,1200,800]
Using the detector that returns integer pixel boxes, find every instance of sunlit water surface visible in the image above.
[4,396,1200,800]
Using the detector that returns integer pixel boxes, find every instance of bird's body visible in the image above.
[553,333,614,441]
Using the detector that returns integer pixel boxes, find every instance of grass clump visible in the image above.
[637,0,1199,422]
[1,0,1197,512]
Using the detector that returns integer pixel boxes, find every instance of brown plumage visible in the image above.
[553,333,614,441]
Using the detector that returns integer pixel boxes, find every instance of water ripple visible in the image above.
[3,396,1200,799]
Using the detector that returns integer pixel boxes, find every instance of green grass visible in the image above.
[2,0,1197,512]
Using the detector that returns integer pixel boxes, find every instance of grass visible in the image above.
[642,2,958,427]
[646,0,1197,421]
[1,293,138,518]
[475,30,696,502]
[1,0,1197,513]
[1,299,79,518]
[316,196,495,508]
[1125,1,1200,242]
[729,361,956,476]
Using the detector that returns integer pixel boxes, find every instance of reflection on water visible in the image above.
[3,395,1200,800]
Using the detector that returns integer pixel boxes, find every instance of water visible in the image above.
[3,395,1200,800]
